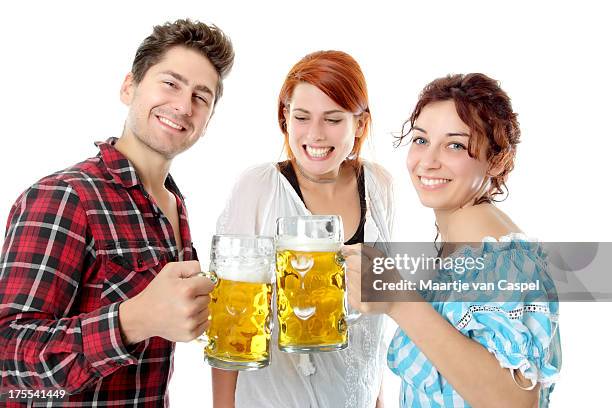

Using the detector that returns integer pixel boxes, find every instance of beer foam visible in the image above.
[213,258,274,284]
[276,237,341,252]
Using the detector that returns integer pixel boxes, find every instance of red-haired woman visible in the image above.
[344,73,561,407]
[213,51,393,407]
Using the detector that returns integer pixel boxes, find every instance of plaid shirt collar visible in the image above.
[95,137,185,201]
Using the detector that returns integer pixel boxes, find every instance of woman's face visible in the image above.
[406,100,490,210]
[285,82,360,177]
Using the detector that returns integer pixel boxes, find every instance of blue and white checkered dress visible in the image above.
[387,235,562,407]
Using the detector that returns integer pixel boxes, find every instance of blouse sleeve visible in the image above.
[440,241,562,389]
[363,161,395,242]
[216,164,275,235]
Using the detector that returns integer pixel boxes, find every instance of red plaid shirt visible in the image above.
[0,138,196,407]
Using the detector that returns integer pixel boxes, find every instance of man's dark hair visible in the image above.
[131,19,234,105]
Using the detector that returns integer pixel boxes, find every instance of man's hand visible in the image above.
[119,260,216,344]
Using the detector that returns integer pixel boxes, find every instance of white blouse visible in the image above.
[216,161,394,408]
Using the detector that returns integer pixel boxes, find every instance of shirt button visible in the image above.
[137,258,143,268]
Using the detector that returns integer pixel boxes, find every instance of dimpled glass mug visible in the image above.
[275,215,360,353]
[201,235,275,370]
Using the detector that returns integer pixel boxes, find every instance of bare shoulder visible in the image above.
[447,204,522,242]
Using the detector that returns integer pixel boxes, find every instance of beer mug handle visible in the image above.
[194,271,218,345]
[198,270,219,284]
[345,306,361,325]
[337,251,361,325]
[195,332,209,345]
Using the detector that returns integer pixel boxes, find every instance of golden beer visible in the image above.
[203,234,275,370]
[276,247,348,352]
[205,278,273,367]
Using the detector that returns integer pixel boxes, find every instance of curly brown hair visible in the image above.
[131,19,234,106]
[397,73,521,203]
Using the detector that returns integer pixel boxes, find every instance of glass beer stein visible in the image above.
[202,235,275,370]
[275,215,359,353]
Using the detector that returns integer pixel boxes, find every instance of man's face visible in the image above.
[120,46,219,159]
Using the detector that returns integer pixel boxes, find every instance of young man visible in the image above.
[0,19,234,406]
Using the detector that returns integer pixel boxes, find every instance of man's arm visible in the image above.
[0,180,139,394]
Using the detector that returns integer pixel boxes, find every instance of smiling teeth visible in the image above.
[420,177,451,186]
[306,146,332,158]
[158,116,183,130]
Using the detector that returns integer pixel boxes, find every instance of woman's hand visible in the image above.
[341,244,394,315]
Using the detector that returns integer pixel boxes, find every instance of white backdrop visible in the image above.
[1,1,610,406]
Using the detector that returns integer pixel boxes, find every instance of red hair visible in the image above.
[277,50,371,161]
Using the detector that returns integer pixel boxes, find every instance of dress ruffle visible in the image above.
[388,234,562,407]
